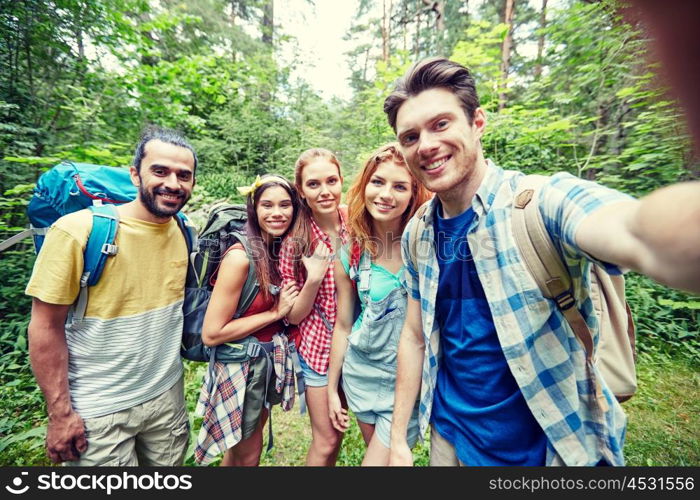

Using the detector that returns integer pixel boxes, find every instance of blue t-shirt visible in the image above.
[431,202,547,466]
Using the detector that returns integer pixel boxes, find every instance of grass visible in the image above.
[2,355,696,466]
[182,355,699,467]
[623,354,700,466]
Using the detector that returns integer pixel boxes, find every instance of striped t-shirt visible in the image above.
[26,208,187,418]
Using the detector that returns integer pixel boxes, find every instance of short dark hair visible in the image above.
[384,57,480,132]
[132,125,198,173]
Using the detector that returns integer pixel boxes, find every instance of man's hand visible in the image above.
[46,410,87,463]
[389,440,414,466]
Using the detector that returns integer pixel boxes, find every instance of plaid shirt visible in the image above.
[278,211,348,374]
[401,160,632,466]
[194,333,295,465]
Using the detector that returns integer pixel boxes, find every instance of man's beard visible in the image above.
[139,184,189,219]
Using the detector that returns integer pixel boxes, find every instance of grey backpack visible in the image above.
[181,204,261,363]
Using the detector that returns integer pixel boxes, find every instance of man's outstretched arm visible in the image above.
[28,298,87,463]
[576,181,700,294]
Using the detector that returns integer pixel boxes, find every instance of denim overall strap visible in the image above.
[357,250,372,308]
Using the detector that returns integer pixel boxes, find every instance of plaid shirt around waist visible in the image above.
[278,211,348,374]
[194,333,295,465]
[401,160,632,466]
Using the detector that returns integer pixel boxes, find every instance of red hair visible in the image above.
[346,143,431,257]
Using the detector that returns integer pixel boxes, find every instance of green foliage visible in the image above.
[626,274,700,364]
[0,249,47,466]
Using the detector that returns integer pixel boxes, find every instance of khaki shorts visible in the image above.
[67,377,189,466]
[429,425,466,467]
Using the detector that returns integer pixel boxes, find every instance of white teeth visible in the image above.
[426,157,448,170]
[375,203,393,210]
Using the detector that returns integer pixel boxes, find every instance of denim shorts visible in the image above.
[354,405,420,450]
[298,352,328,388]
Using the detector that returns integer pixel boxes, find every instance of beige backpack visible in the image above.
[512,175,637,402]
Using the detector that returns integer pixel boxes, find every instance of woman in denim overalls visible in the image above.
[327,143,431,465]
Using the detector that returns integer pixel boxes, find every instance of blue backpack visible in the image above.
[1,161,196,323]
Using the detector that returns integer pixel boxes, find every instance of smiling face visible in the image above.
[256,185,294,240]
[299,159,343,217]
[395,87,486,195]
[131,139,195,221]
[364,160,413,225]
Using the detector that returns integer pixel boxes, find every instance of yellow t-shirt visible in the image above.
[26,209,187,418]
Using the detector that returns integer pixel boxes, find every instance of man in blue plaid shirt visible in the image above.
[384,57,700,466]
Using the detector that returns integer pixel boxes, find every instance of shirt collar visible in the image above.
[310,209,348,243]
[473,159,503,217]
[421,159,503,226]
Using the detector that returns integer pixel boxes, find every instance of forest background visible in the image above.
[0,0,698,466]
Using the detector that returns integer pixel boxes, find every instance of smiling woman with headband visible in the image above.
[194,174,301,467]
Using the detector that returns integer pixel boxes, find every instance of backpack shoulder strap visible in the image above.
[347,240,361,285]
[231,232,259,319]
[84,204,120,286]
[175,212,198,254]
[71,203,120,324]
[512,175,594,360]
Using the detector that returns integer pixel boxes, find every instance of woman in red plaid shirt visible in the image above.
[278,148,349,466]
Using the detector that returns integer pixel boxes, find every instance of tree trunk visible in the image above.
[414,2,421,58]
[402,1,408,52]
[262,0,273,47]
[421,0,444,50]
[22,0,34,100]
[381,0,391,63]
[534,0,547,79]
[230,0,237,62]
[498,0,515,111]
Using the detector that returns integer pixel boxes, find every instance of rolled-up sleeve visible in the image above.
[539,173,634,273]
[400,219,422,301]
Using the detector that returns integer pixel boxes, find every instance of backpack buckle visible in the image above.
[553,290,576,310]
[101,243,118,256]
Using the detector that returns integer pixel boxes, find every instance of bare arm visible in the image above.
[28,298,87,463]
[576,182,700,293]
[286,242,331,325]
[327,259,355,432]
[202,249,297,346]
[389,296,424,466]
